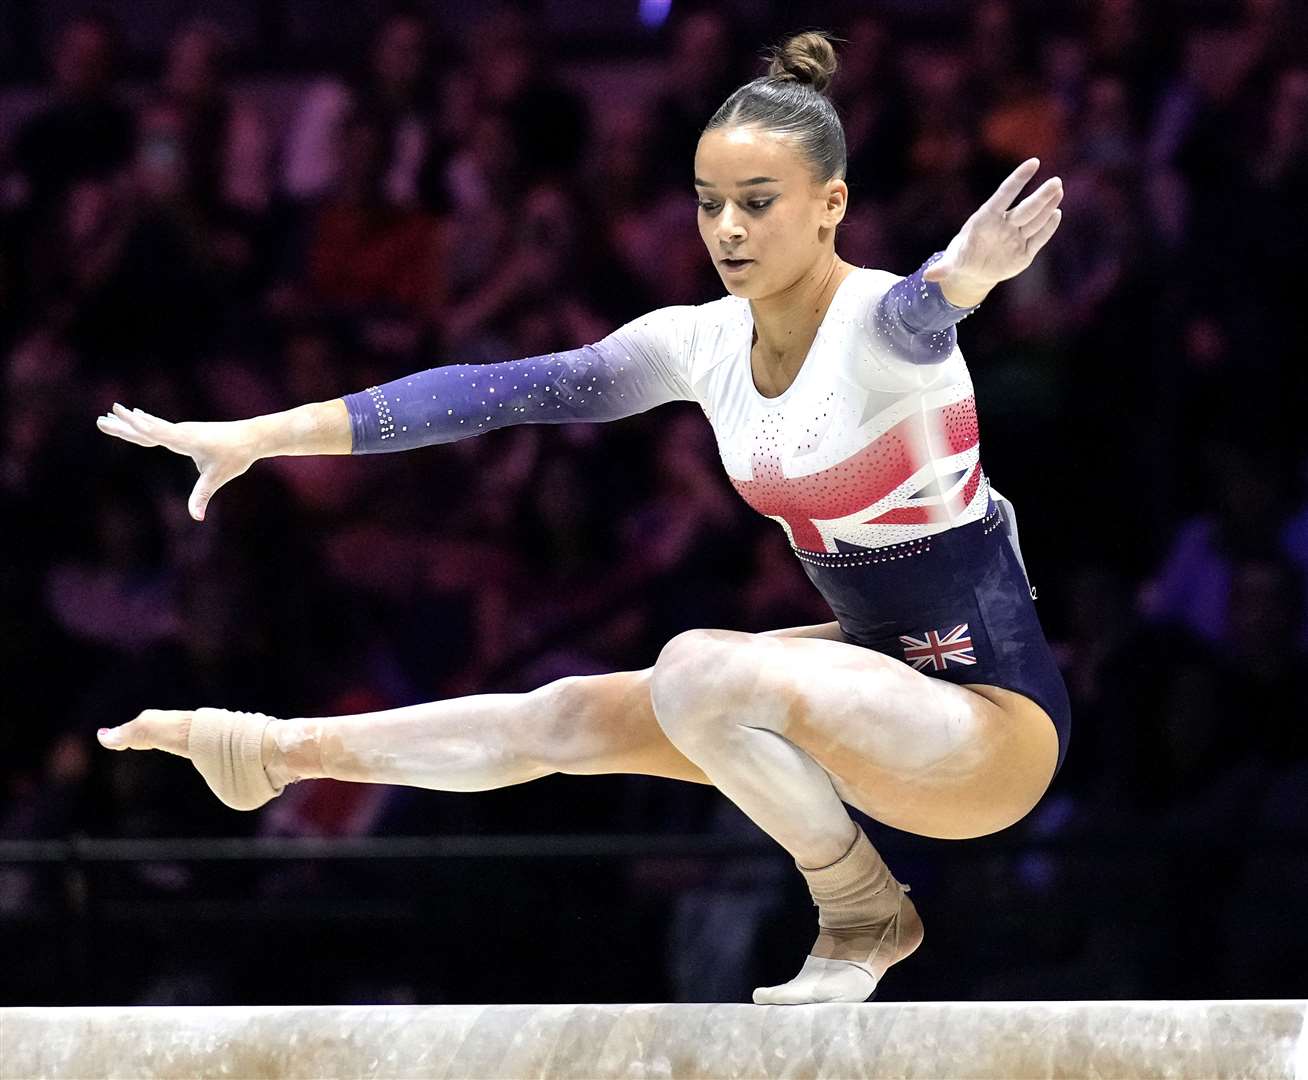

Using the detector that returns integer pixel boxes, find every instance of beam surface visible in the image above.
[3,1000,1306,1079]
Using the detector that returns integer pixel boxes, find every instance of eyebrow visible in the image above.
[693,176,780,188]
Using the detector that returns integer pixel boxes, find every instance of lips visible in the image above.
[721,258,753,271]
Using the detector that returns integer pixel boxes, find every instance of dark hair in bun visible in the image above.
[765,29,839,94]
[704,30,846,183]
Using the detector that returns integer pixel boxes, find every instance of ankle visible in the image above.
[277,717,327,783]
[261,717,322,787]
[796,826,907,929]
[797,822,861,872]
[261,720,292,789]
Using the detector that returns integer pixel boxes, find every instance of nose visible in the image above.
[715,206,746,245]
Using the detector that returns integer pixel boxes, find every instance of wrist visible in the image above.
[936,275,994,309]
[244,400,350,459]
[239,415,277,461]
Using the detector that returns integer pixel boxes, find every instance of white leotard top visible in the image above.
[659,266,986,552]
[344,258,986,555]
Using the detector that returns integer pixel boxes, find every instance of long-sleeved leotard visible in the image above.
[343,251,984,553]
[342,251,1071,780]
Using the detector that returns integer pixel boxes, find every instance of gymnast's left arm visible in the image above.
[863,251,986,366]
[869,156,1065,366]
[341,307,696,454]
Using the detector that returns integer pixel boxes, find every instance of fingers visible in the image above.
[96,404,181,451]
[97,709,192,757]
[96,404,157,447]
[1023,208,1062,256]
[96,404,213,521]
[1006,176,1063,229]
[982,157,1042,215]
[96,414,151,447]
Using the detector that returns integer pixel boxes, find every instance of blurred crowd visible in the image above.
[2,0,1307,1003]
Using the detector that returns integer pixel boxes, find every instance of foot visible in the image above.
[97,708,193,756]
[752,882,924,1004]
[98,707,292,808]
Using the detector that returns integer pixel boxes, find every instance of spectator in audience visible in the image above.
[966,0,1032,112]
[644,6,744,194]
[464,5,591,184]
[831,12,913,206]
[159,18,270,219]
[282,6,434,208]
[10,12,134,215]
[304,112,448,344]
[1139,439,1295,646]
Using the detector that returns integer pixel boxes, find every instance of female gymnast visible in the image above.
[94,30,1069,1005]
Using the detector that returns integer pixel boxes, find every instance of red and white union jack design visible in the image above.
[899,624,977,671]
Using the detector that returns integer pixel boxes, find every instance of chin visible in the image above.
[721,275,758,296]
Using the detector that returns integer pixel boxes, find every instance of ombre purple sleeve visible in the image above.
[342,307,696,454]
[865,250,984,365]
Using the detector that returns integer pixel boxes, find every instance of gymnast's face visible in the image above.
[694,124,847,298]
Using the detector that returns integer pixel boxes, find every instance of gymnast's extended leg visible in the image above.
[96,668,709,799]
[93,620,850,798]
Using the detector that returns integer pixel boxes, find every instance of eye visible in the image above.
[695,198,775,213]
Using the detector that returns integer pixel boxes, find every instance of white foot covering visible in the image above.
[753,826,921,1005]
[752,954,878,1004]
[187,707,286,811]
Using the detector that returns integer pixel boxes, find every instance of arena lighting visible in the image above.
[638,0,672,30]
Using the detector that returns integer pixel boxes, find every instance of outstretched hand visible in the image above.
[96,403,260,521]
[923,157,1063,295]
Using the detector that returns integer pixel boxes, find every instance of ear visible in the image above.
[821,178,848,228]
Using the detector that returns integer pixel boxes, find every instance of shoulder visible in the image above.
[842,266,970,387]
[607,293,743,394]
[846,265,904,300]
[620,291,743,353]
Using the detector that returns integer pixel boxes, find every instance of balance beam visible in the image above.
[3,1000,1305,1079]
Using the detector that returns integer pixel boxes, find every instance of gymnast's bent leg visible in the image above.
[647,627,1057,1005]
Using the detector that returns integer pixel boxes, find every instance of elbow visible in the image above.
[904,325,958,365]
[882,323,957,366]
[872,288,957,364]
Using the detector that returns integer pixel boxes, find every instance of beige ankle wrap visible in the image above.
[753,826,921,1003]
[797,825,911,929]
[187,708,285,811]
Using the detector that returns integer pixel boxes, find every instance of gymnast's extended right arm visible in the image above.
[250,311,694,457]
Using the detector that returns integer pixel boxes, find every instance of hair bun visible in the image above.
[766,30,839,95]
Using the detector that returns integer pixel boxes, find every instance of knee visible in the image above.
[649,628,731,746]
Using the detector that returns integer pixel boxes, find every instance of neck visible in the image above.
[748,255,850,369]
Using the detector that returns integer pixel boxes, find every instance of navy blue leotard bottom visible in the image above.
[794,498,1072,784]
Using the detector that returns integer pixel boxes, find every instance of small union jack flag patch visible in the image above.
[899,624,977,671]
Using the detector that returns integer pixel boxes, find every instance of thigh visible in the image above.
[659,629,1058,839]
[547,620,846,784]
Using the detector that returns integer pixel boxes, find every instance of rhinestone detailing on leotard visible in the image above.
[363,385,395,441]
[790,502,1002,568]
[791,536,934,568]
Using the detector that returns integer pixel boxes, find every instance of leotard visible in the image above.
[342,251,1071,778]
